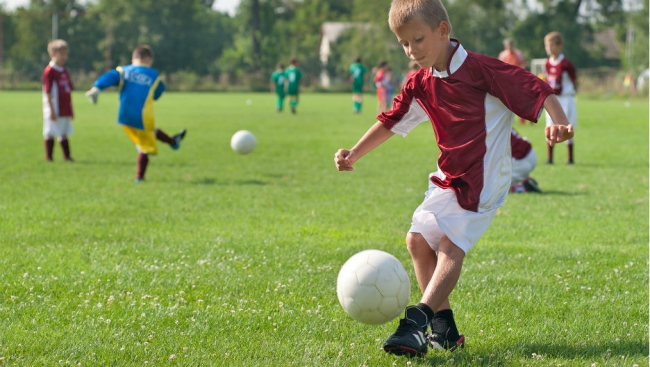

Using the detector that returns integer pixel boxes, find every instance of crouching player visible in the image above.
[510,130,542,193]
[85,45,186,182]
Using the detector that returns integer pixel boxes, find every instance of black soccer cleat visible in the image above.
[428,332,465,351]
[171,129,187,150]
[523,177,542,193]
[383,306,429,358]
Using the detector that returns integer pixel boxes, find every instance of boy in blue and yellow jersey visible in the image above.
[85,45,186,182]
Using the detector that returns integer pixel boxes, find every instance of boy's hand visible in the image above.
[85,87,100,104]
[545,124,574,146]
[334,149,356,171]
[50,112,57,121]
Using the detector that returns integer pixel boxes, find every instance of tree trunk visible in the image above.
[251,0,261,73]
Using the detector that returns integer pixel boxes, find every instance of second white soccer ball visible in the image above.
[337,249,410,325]
[231,130,256,155]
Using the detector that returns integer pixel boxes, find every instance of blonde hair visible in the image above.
[544,31,564,46]
[47,39,69,54]
[388,0,451,33]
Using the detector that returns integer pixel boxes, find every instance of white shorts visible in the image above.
[545,95,576,143]
[409,173,498,254]
[511,148,537,186]
[43,117,73,138]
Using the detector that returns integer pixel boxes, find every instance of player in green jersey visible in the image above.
[286,57,302,114]
[270,63,287,112]
[349,56,367,113]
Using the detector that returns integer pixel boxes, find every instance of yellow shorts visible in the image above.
[122,125,157,155]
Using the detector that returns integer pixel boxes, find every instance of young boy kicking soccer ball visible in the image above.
[85,45,186,182]
[334,0,573,358]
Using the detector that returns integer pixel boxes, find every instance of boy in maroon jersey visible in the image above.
[42,39,74,162]
[544,31,578,164]
[334,0,573,358]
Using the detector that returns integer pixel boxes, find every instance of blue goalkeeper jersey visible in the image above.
[94,65,164,130]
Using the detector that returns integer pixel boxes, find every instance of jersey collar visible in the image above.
[548,53,565,65]
[49,61,65,72]
[431,39,467,78]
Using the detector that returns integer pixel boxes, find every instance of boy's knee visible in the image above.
[406,232,430,255]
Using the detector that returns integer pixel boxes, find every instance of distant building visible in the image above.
[319,22,370,88]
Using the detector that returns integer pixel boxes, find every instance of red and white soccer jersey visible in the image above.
[378,40,554,213]
[42,62,74,120]
[545,54,576,96]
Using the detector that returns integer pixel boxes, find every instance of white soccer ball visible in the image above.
[337,249,410,325]
[230,130,256,155]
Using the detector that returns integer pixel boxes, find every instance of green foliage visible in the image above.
[0,91,647,365]
[0,0,648,87]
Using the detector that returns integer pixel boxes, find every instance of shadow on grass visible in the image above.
[539,190,585,196]
[521,340,649,359]
[72,160,133,166]
[411,339,649,365]
[191,177,268,186]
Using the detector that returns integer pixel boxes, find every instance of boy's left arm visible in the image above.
[153,81,165,101]
[543,94,574,146]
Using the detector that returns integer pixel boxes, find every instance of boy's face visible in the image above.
[51,49,68,66]
[544,40,562,58]
[393,18,450,70]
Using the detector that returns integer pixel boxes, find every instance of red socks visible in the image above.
[155,129,175,146]
[137,153,149,180]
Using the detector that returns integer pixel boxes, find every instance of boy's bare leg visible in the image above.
[383,233,464,356]
[406,232,451,311]
[420,235,464,311]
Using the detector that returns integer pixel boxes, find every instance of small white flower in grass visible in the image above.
[350,343,355,348]
[120,346,125,351]
[169,354,176,360]
[591,363,596,367]
[407,361,412,366]
[97,303,102,308]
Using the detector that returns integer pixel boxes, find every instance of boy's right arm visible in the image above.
[334,121,395,171]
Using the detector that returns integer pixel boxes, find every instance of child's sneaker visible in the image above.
[171,129,187,150]
[428,333,465,351]
[382,306,429,357]
[523,177,542,193]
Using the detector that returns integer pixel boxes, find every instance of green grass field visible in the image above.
[0,91,648,366]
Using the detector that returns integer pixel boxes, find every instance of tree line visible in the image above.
[0,0,647,90]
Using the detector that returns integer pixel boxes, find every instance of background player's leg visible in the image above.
[155,129,175,145]
[567,143,574,164]
[136,153,149,182]
[276,95,284,112]
[44,137,55,161]
[546,143,554,164]
[59,136,72,161]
